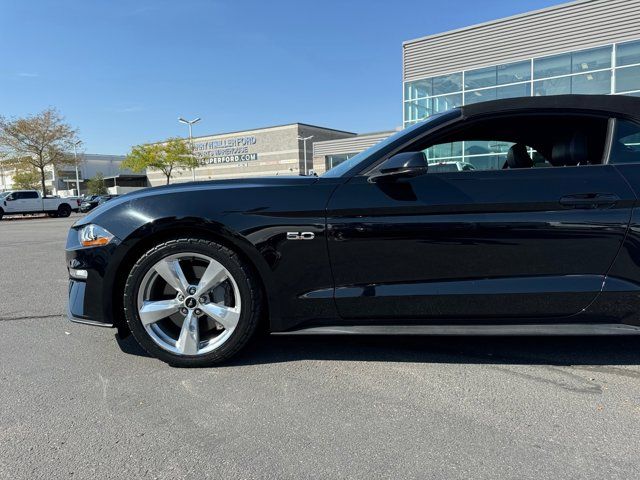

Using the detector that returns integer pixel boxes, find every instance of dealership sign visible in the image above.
[194,135,259,165]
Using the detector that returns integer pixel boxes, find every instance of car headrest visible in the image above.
[552,133,589,166]
[506,144,533,169]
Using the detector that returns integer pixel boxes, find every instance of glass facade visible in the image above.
[404,40,640,128]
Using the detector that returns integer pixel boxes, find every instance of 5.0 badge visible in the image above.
[286,232,315,240]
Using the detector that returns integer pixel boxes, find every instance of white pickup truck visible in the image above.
[0,190,80,220]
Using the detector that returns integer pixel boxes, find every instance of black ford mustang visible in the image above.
[67,95,640,366]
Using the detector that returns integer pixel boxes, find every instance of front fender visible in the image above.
[112,216,279,319]
[81,181,338,331]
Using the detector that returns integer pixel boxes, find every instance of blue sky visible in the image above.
[0,0,565,154]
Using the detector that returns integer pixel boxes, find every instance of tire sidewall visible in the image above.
[123,238,259,367]
[58,204,71,217]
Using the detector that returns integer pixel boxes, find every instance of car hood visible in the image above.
[75,176,321,227]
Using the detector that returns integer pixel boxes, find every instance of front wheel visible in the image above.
[123,238,262,367]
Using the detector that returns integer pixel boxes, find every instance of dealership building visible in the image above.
[313,0,640,173]
[146,123,354,186]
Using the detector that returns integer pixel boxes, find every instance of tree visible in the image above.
[0,108,80,196]
[121,137,198,185]
[86,172,108,195]
[12,165,41,190]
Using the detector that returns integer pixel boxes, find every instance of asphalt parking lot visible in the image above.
[1,216,640,479]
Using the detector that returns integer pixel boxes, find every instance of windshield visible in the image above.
[322,112,454,178]
[0,192,9,199]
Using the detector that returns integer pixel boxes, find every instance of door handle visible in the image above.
[559,193,619,209]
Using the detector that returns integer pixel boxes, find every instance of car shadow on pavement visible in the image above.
[230,335,640,368]
[115,331,640,368]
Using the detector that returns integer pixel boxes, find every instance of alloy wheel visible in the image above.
[136,252,241,356]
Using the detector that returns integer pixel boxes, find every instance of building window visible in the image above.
[616,65,640,93]
[534,52,572,79]
[616,40,640,67]
[572,70,612,95]
[497,60,531,85]
[465,66,497,90]
[432,94,463,113]
[572,46,612,73]
[325,153,358,171]
[464,88,496,105]
[496,82,531,100]
[404,79,431,101]
[534,77,571,96]
[403,40,640,128]
[432,73,462,95]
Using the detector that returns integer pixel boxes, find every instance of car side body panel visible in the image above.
[326,166,636,322]
[68,178,343,331]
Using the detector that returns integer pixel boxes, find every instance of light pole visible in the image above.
[73,140,82,196]
[178,117,201,181]
[297,135,313,176]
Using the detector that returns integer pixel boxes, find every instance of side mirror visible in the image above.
[6,195,15,201]
[369,151,428,183]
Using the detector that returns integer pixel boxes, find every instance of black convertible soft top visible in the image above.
[462,94,640,120]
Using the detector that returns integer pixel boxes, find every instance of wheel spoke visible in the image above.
[175,311,199,355]
[195,261,228,297]
[154,259,190,295]
[139,299,180,325]
[200,303,240,331]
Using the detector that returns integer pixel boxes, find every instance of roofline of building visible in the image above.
[403,0,590,46]
[148,122,357,145]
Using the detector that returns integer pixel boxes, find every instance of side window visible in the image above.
[423,140,546,172]
[413,113,609,173]
[23,191,38,199]
[609,119,640,164]
[13,192,24,200]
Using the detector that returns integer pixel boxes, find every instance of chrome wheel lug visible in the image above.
[187,286,197,295]
[199,296,207,304]
[180,307,188,315]
[177,294,184,301]
[194,308,202,316]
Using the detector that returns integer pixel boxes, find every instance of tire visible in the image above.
[123,237,262,367]
[0,209,3,221]
[57,204,71,218]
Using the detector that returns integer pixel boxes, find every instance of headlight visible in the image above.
[78,224,114,247]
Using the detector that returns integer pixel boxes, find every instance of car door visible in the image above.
[3,192,16,212]
[21,191,40,212]
[4,192,26,212]
[326,114,636,323]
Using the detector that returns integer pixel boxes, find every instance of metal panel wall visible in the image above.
[313,132,395,157]
[403,0,640,81]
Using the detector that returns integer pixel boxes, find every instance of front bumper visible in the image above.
[67,279,114,327]
[66,226,120,327]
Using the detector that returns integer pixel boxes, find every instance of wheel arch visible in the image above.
[108,219,276,335]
